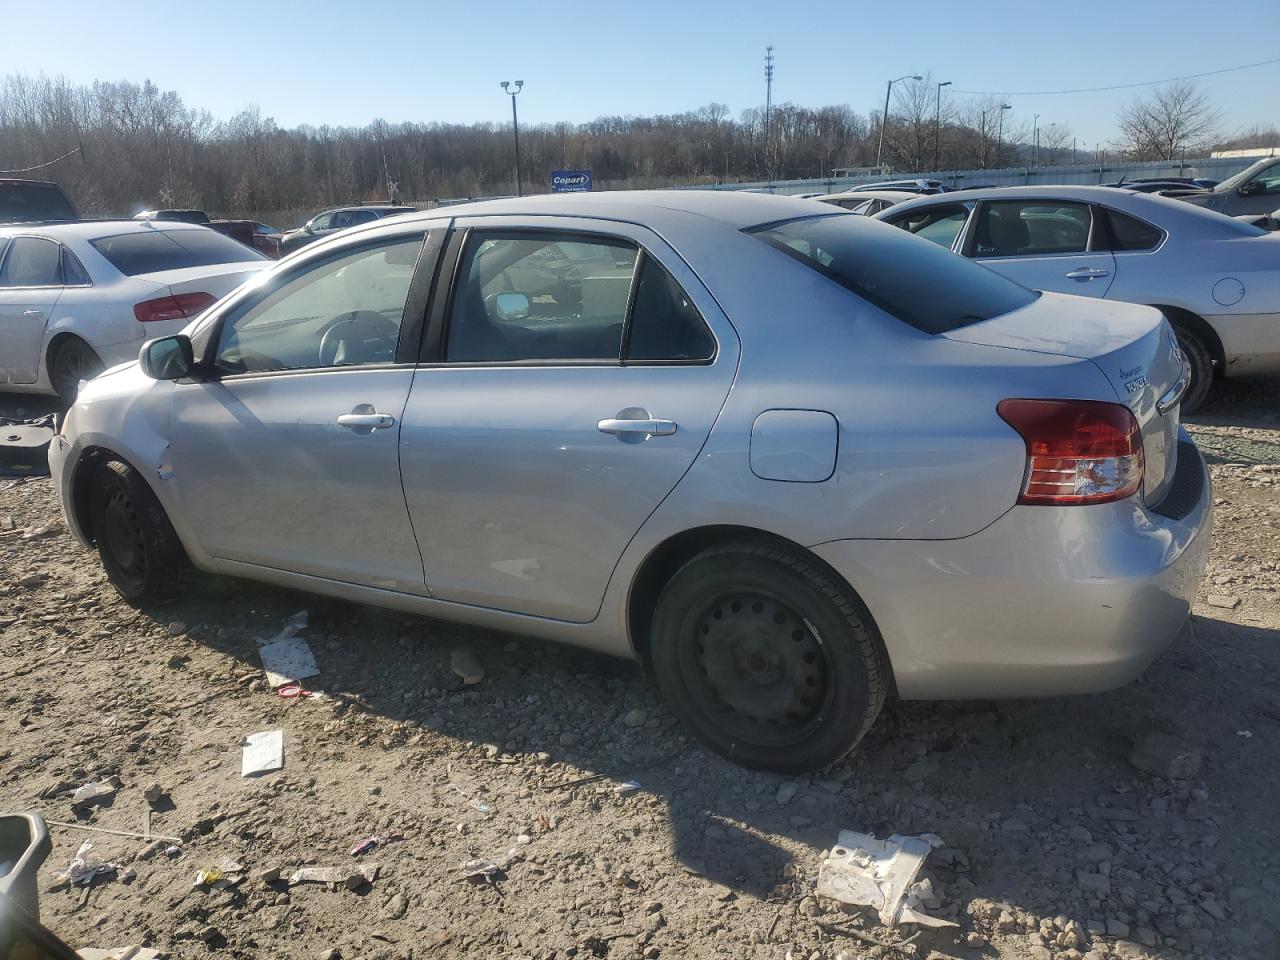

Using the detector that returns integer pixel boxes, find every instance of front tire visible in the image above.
[650,540,890,773]
[1172,327,1214,414]
[90,459,189,604]
[50,338,104,403]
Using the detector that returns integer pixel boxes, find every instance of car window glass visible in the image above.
[0,237,62,286]
[975,201,1091,257]
[348,211,378,225]
[625,256,715,362]
[90,229,264,276]
[61,247,91,285]
[446,233,638,363]
[214,237,421,375]
[1257,166,1280,194]
[888,204,968,248]
[1104,209,1163,251]
[310,213,333,231]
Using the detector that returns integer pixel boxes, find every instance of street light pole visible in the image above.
[934,80,951,172]
[500,80,524,196]
[876,73,922,171]
[995,102,1011,169]
[1033,113,1040,167]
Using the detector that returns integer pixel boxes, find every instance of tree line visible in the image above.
[0,72,1274,223]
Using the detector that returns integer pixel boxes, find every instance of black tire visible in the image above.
[650,539,890,773]
[90,458,189,604]
[1172,327,1214,414]
[50,337,104,403]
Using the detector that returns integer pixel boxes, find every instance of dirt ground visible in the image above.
[1,379,1278,960]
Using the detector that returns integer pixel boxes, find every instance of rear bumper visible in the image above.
[812,437,1212,700]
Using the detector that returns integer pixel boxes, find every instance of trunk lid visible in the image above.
[944,291,1184,504]
[133,262,269,300]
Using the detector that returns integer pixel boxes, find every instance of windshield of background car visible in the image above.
[0,183,76,223]
[749,215,1038,334]
[90,228,267,275]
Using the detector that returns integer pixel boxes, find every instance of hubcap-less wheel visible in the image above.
[101,484,146,592]
[683,591,834,748]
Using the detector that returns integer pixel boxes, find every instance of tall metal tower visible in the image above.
[764,46,775,176]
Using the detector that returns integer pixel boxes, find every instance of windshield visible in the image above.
[749,215,1038,334]
[90,228,266,275]
[1213,158,1279,193]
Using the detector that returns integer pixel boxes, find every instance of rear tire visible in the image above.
[50,338,104,403]
[1172,327,1214,414]
[90,458,189,604]
[650,539,890,773]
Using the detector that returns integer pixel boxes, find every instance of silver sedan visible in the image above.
[876,185,1280,409]
[50,191,1211,773]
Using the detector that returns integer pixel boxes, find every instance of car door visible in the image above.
[965,199,1116,298]
[167,225,441,591]
[399,217,739,622]
[0,236,65,384]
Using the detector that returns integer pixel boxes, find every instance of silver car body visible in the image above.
[814,190,919,214]
[50,191,1211,700]
[0,221,268,395]
[878,185,1280,378]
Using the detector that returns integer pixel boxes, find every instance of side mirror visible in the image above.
[494,292,531,321]
[1239,181,1264,197]
[139,334,195,381]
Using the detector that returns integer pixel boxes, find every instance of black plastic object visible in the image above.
[0,813,52,920]
[0,417,55,478]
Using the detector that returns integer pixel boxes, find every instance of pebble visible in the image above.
[621,708,646,728]
[143,783,164,804]
[775,782,799,806]
[449,647,484,685]
[964,932,985,947]
[1077,870,1111,895]
[1067,825,1093,843]
[167,621,187,636]
[1205,594,1240,609]
[383,892,408,919]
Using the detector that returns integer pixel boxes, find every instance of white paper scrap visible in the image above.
[815,830,956,928]
[241,729,284,777]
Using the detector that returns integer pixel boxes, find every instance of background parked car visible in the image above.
[814,189,919,214]
[278,204,415,255]
[877,185,1280,409]
[1177,155,1280,217]
[0,178,78,223]
[844,178,944,195]
[51,191,1208,773]
[0,219,268,400]
[133,208,211,224]
[1104,178,1216,195]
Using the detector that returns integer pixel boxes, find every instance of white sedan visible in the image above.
[0,221,269,400]
[878,185,1280,409]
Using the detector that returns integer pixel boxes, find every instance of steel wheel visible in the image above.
[90,458,190,604]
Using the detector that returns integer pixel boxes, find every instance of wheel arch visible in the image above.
[1152,305,1225,376]
[68,444,161,546]
[625,524,892,685]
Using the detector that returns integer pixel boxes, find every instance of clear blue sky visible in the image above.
[7,0,1280,150]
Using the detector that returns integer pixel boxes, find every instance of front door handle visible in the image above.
[23,309,44,318]
[1065,267,1110,281]
[337,412,395,430]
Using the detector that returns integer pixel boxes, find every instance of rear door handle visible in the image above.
[23,309,44,318]
[1065,267,1110,280]
[337,413,395,430]
[597,418,677,437]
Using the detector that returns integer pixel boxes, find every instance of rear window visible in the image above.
[90,228,265,276]
[749,215,1037,335]
[0,182,77,223]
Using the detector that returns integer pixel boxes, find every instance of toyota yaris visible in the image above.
[50,191,1211,773]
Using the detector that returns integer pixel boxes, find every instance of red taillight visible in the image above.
[133,291,216,323]
[997,398,1144,505]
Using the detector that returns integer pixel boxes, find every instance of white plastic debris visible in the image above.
[62,840,119,886]
[614,780,641,796]
[289,866,350,885]
[815,830,956,928]
[241,729,284,777]
[70,779,118,808]
[258,610,319,688]
[78,948,162,960]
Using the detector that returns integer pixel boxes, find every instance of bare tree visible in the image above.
[1117,80,1219,161]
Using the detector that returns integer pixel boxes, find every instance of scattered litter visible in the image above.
[542,773,607,792]
[62,840,119,886]
[815,830,955,928]
[461,848,522,883]
[194,859,245,890]
[449,783,492,813]
[70,777,120,809]
[78,947,162,960]
[277,682,320,700]
[288,865,372,889]
[241,729,284,777]
[20,522,59,540]
[351,832,403,856]
[258,611,320,688]
[1237,730,1253,738]
[613,780,642,797]
[450,646,485,685]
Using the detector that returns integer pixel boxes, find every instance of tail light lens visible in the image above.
[997,399,1143,505]
[133,291,216,323]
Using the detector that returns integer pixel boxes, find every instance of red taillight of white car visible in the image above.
[997,398,1144,505]
[133,292,216,323]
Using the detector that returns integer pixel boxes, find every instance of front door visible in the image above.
[0,237,64,384]
[399,218,738,622]
[968,199,1116,299]
[168,230,436,591]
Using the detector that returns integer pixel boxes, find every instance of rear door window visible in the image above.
[974,201,1092,257]
[90,229,265,276]
[749,214,1037,335]
[0,236,63,286]
[886,203,969,249]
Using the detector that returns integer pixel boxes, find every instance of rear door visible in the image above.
[966,199,1115,298]
[0,236,64,383]
[399,216,738,622]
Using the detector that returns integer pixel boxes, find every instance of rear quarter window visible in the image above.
[90,228,265,276]
[749,214,1037,335]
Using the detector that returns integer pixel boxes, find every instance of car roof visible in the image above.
[0,219,218,240]
[819,190,919,202]
[323,205,415,214]
[390,190,838,231]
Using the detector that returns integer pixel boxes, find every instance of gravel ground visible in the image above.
[1,379,1278,960]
